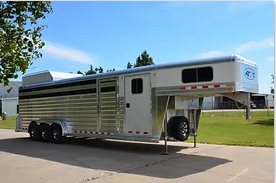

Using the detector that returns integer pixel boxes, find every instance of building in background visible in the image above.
[251,93,274,109]
[1,97,19,116]
[202,97,215,110]
[0,81,22,116]
[202,93,274,110]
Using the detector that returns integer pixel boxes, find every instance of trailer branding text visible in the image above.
[244,68,255,80]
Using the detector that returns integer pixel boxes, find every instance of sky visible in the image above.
[21,1,274,94]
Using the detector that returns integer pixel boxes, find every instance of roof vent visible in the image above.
[22,70,82,86]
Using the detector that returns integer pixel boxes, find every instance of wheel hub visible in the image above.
[53,131,58,140]
[42,130,46,138]
[30,130,35,137]
[180,122,188,136]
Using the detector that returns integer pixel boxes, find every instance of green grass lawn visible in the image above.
[0,111,274,147]
[187,111,274,148]
[0,116,16,129]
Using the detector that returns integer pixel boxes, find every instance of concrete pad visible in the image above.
[0,129,273,183]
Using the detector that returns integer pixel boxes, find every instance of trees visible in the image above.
[106,68,115,72]
[126,50,154,69]
[134,50,154,67]
[77,65,115,76]
[126,62,133,69]
[79,50,154,76]
[77,70,84,76]
[0,1,53,86]
[95,67,104,74]
[85,65,99,75]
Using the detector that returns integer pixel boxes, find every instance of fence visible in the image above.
[201,100,274,117]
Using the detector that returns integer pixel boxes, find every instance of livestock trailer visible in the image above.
[15,55,259,147]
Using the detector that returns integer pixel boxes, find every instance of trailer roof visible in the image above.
[21,54,257,88]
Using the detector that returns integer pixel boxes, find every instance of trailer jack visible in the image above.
[162,95,171,155]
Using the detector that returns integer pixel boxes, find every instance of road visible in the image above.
[0,129,274,183]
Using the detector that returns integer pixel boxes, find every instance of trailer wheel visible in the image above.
[40,123,53,142]
[167,116,179,137]
[29,122,41,141]
[167,116,190,141]
[51,124,65,144]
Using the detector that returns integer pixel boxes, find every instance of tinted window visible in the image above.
[132,78,143,94]
[182,67,213,83]
[182,68,197,83]
[198,67,213,82]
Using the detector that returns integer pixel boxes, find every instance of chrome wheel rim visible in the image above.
[53,130,59,140]
[30,129,35,137]
[41,130,46,139]
[180,122,188,137]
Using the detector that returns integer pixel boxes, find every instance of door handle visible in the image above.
[126,103,130,108]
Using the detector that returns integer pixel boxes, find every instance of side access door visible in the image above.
[125,74,152,135]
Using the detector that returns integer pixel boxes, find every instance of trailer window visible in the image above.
[198,67,213,82]
[182,67,213,83]
[182,68,197,83]
[132,78,143,94]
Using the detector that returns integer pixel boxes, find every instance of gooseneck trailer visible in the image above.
[15,55,258,150]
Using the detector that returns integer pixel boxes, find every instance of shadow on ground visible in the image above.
[253,119,274,126]
[0,137,231,179]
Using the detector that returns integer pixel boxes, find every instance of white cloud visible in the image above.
[236,37,274,54]
[198,38,274,60]
[228,1,267,11]
[198,51,226,59]
[266,56,274,62]
[43,42,97,65]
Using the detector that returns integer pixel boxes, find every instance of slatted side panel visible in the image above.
[19,81,98,131]
[119,97,124,132]
[99,79,118,132]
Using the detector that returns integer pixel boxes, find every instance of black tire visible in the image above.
[29,122,41,141]
[167,116,179,137]
[51,124,65,144]
[167,116,190,141]
[40,123,53,142]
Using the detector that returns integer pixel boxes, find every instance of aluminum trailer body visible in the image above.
[16,55,259,143]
